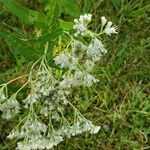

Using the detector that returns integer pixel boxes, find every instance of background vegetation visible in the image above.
[0,0,150,149]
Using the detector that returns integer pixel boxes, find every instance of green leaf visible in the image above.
[35,27,63,45]
[1,0,48,27]
[83,0,91,13]
[128,5,150,18]
[59,19,73,30]
[60,0,80,18]
[45,0,60,29]
[0,28,35,59]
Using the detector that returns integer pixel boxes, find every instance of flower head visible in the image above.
[104,21,118,36]
[73,14,92,36]
[87,38,107,61]
[101,16,107,27]
[84,74,99,86]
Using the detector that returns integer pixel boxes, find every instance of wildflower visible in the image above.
[60,76,77,88]
[23,93,39,106]
[89,125,101,134]
[52,112,60,121]
[54,52,78,70]
[54,52,70,68]
[73,14,92,36]
[0,87,7,103]
[40,106,49,117]
[85,59,94,71]
[84,74,99,86]
[0,94,20,119]
[87,38,107,61]
[72,40,86,58]
[101,16,107,27]
[104,21,118,36]
[2,13,118,150]
[10,117,47,140]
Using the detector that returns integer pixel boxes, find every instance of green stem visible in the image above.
[1,74,29,87]
[44,41,49,55]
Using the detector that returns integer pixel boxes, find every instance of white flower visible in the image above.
[60,76,80,89]
[73,14,92,36]
[52,112,60,121]
[0,87,7,103]
[3,13,115,150]
[71,57,78,68]
[50,135,63,146]
[84,74,99,86]
[59,77,71,88]
[85,59,94,71]
[81,121,100,134]
[17,118,47,139]
[90,125,101,134]
[23,93,39,105]
[73,23,86,34]
[87,38,107,61]
[40,106,48,117]
[0,95,20,119]
[101,16,107,27]
[82,121,93,131]
[93,39,107,53]
[54,53,70,68]
[54,52,77,70]
[104,21,118,35]
[80,14,92,22]
[72,40,86,58]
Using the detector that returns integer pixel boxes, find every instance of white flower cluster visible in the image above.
[84,74,99,86]
[0,87,7,104]
[73,14,92,36]
[59,71,99,88]
[101,16,118,36]
[54,52,78,70]
[7,105,100,150]
[73,14,117,37]
[85,59,94,71]
[8,117,47,139]
[23,67,57,107]
[72,40,87,58]
[16,134,63,150]
[87,38,107,61]
[54,39,105,89]
[58,114,100,138]
[8,117,59,150]
[0,13,118,150]
[0,87,20,119]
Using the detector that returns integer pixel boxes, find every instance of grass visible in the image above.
[0,0,150,149]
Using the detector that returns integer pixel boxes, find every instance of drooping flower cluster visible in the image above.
[0,14,118,150]
[23,66,57,107]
